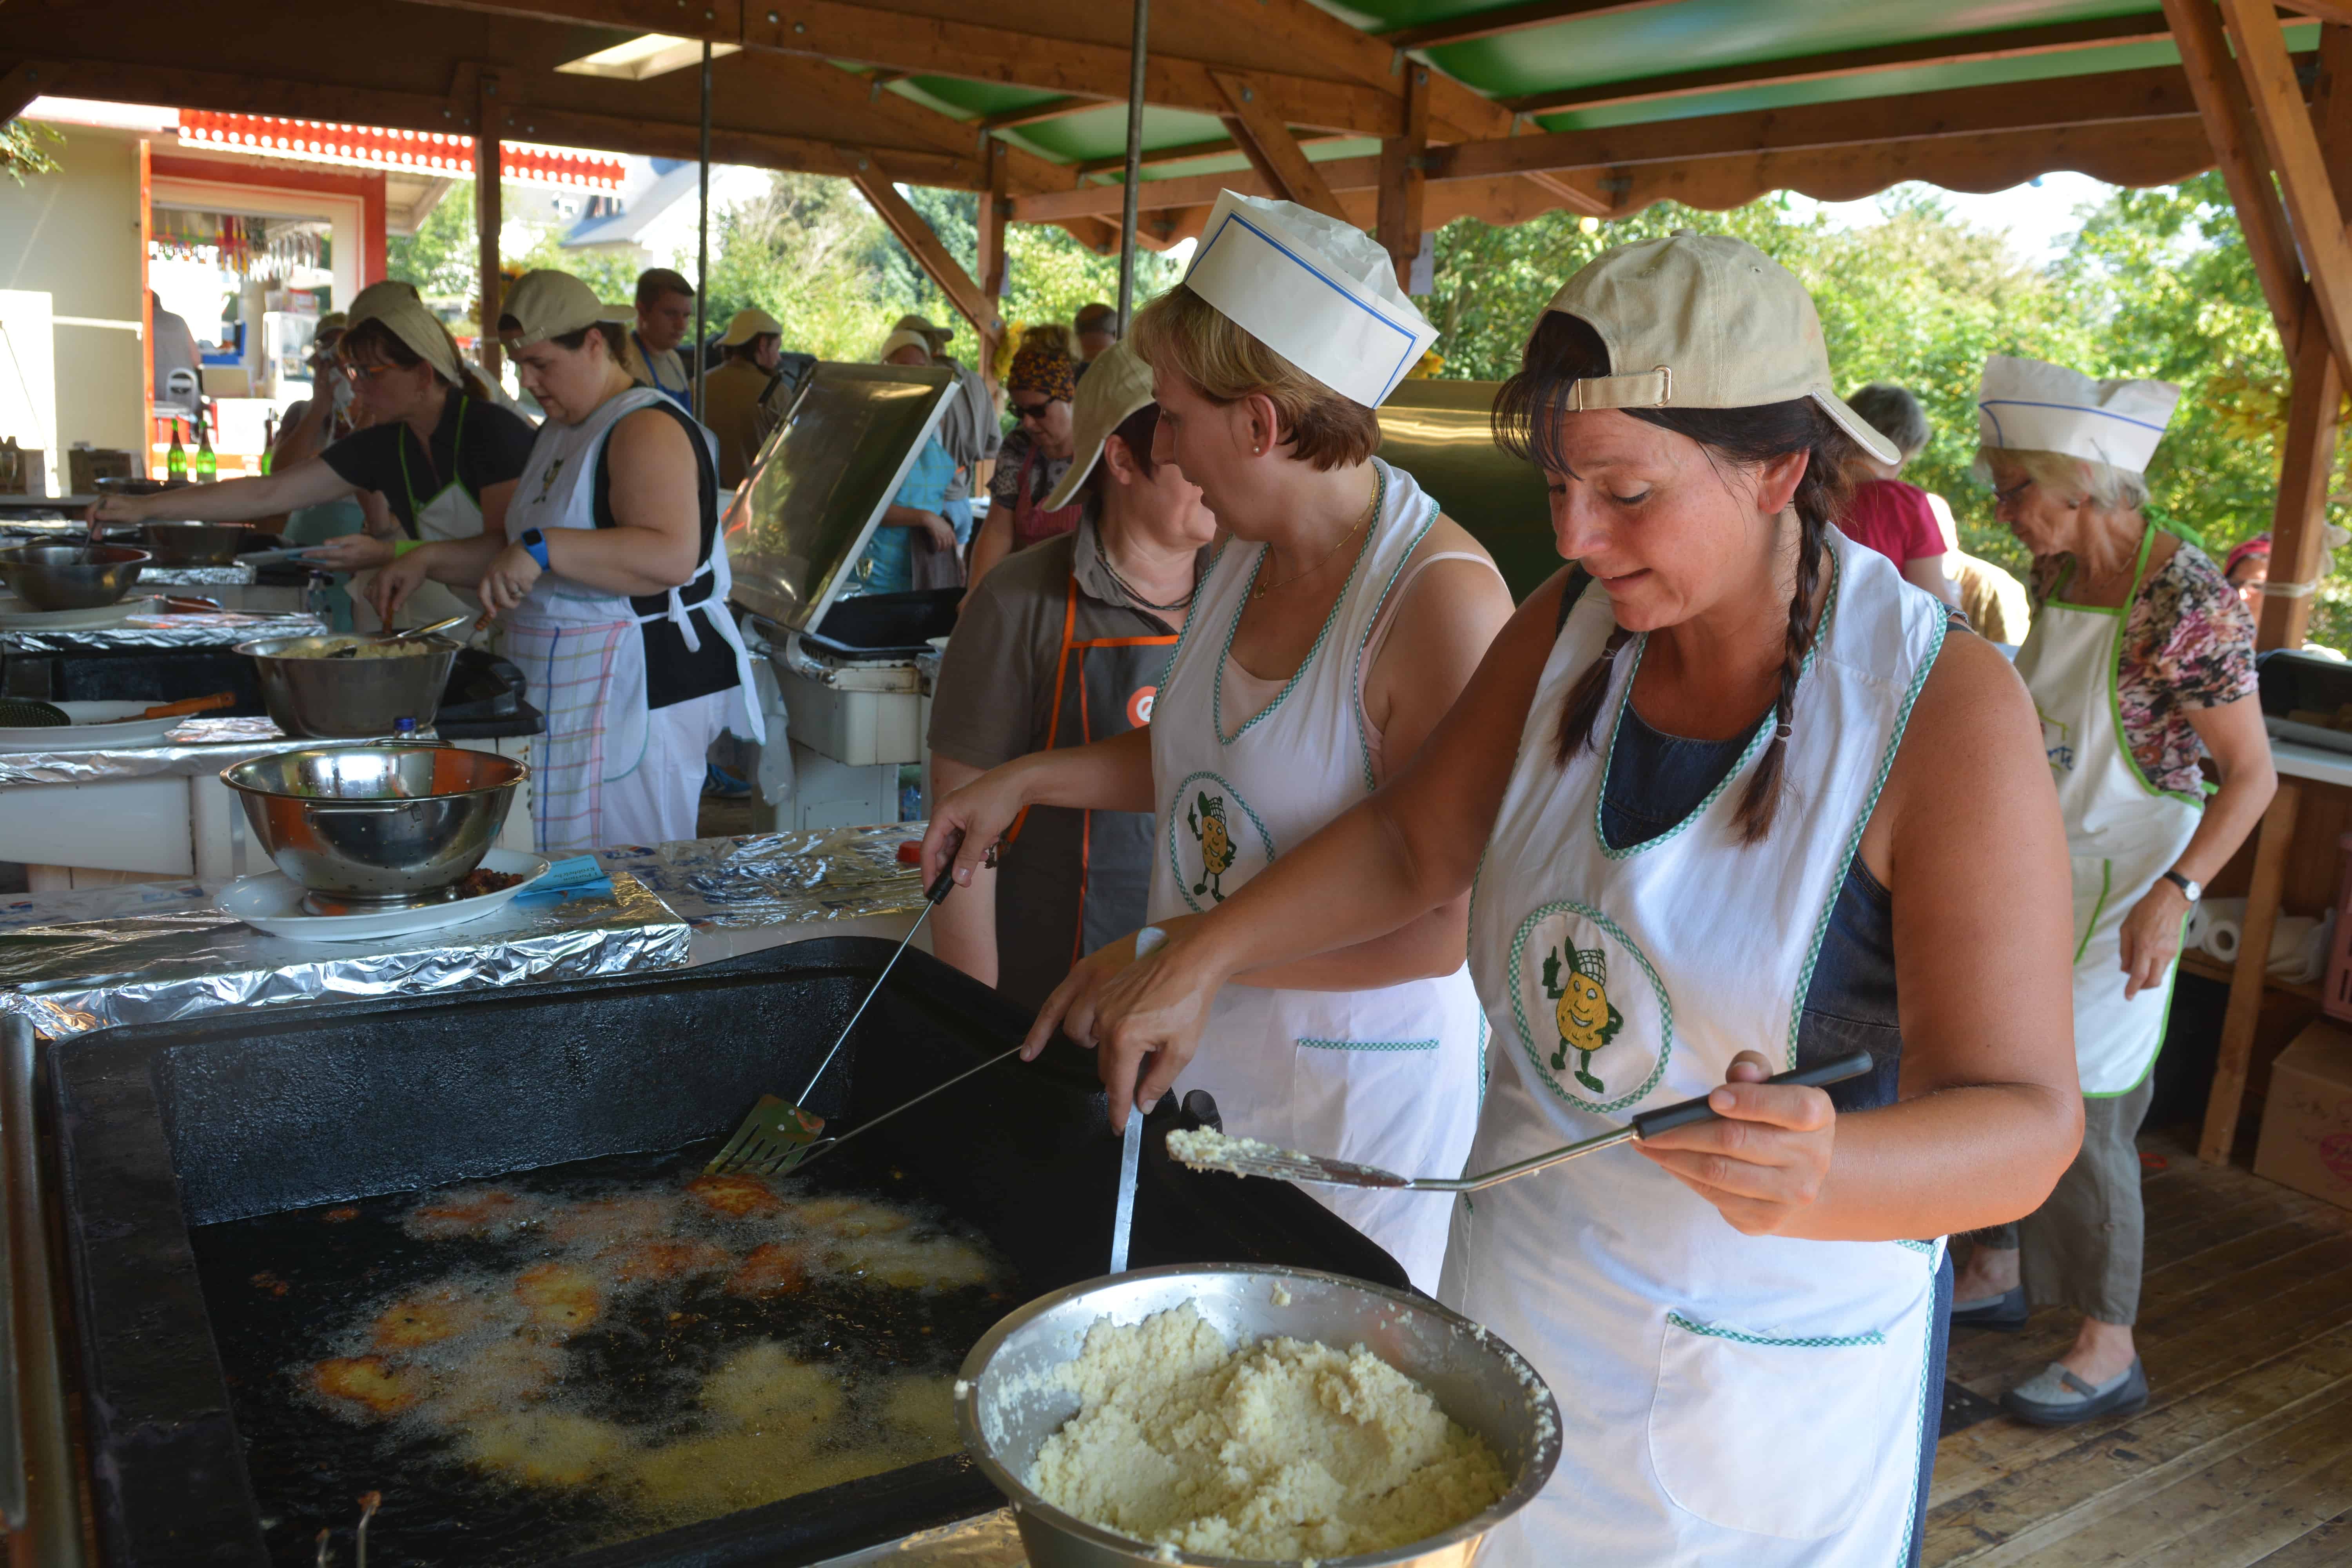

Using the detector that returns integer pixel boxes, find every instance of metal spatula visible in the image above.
[1168,1051,1875,1193]
[702,834,991,1178]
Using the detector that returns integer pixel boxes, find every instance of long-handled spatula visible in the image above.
[1169,1051,1874,1193]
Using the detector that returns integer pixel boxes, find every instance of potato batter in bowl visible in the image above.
[1027,1303,1509,1562]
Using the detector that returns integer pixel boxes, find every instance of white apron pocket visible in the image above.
[1646,1310,1894,1541]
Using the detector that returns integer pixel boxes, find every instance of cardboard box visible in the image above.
[2253,1018,2352,1209]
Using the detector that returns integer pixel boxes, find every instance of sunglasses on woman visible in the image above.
[1012,399,1056,423]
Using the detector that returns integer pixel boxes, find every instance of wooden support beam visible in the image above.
[2164,0,2312,349]
[1377,62,1431,287]
[1181,0,1514,142]
[1517,169,1610,219]
[476,71,505,375]
[2283,0,2352,22]
[1504,13,2175,117]
[2203,781,2300,1164]
[1379,0,1676,51]
[975,138,1008,389]
[840,149,998,340]
[0,59,63,123]
[744,0,1396,135]
[1215,70,1347,219]
[2219,0,2352,379]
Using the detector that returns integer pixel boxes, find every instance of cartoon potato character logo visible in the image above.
[1187,790,1236,901]
[1543,936,1622,1094]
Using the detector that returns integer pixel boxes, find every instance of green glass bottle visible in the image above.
[165,421,187,481]
[195,419,217,483]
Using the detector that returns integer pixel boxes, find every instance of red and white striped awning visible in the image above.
[176,111,626,190]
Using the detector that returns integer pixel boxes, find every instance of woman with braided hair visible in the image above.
[1027,231,2083,1566]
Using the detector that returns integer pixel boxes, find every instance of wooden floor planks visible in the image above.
[1926,1132,2352,1567]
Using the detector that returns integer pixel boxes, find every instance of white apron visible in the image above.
[352,395,488,634]
[1444,532,1949,1567]
[2013,525,2201,1095]
[498,385,761,855]
[1148,459,1483,1293]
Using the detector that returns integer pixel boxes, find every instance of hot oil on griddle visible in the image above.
[191,1140,1017,1566]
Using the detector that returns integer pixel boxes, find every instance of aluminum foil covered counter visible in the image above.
[596,823,928,929]
[0,873,689,1038]
[0,605,321,654]
[0,715,362,788]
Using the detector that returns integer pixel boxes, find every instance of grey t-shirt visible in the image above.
[935,359,1002,507]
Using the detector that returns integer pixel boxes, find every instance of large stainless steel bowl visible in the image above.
[219,744,526,901]
[957,1264,1562,1568]
[136,521,245,566]
[0,544,149,610]
[236,634,457,739]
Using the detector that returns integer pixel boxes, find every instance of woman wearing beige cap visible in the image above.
[374,269,762,853]
[927,341,1216,1012]
[926,192,1516,1292]
[92,281,536,630]
[1024,232,2084,1564]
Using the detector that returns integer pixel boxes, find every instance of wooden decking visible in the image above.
[1926,1130,2352,1566]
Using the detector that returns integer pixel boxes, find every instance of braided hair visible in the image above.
[1493,312,1858,845]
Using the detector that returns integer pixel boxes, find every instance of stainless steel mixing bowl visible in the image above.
[236,633,457,739]
[956,1264,1562,1568]
[219,744,526,902]
[0,544,149,610]
[136,521,245,566]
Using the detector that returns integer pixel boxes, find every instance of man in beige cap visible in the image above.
[927,340,1214,1010]
[621,267,697,410]
[702,306,784,490]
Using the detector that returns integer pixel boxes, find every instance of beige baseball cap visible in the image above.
[345,283,461,384]
[893,312,953,349]
[1539,230,1898,465]
[720,307,784,347]
[497,269,608,348]
[878,327,933,363]
[1042,340,1156,511]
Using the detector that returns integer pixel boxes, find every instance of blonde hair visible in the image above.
[1129,283,1379,470]
[1976,446,2148,511]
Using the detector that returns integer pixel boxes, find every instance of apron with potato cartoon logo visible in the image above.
[1507,900,1671,1115]
[1165,769,1276,912]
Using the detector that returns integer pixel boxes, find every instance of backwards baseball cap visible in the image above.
[345,282,462,385]
[497,269,608,348]
[893,312,953,348]
[1181,190,1436,408]
[1043,340,1156,511]
[1537,229,1899,465]
[720,306,784,347]
[1976,353,2180,477]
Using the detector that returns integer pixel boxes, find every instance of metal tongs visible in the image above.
[327,613,469,655]
[1170,1050,1875,1192]
[702,831,1002,1177]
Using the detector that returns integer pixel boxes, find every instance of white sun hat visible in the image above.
[1976,353,2181,476]
[1180,190,1437,409]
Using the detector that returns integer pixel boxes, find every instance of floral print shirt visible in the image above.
[2031,538,2258,797]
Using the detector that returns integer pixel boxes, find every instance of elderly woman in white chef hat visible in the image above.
[1018,232,2088,1566]
[923,192,1517,1290]
[1950,356,2274,1423]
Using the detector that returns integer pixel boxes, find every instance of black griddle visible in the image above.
[45,938,1405,1567]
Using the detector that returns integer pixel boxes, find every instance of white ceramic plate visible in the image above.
[0,594,156,630]
[0,699,187,753]
[217,848,554,943]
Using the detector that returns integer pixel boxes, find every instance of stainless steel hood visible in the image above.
[722,362,959,633]
[1378,379,1557,599]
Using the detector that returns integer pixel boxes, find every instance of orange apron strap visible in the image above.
[1006,575,1084,849]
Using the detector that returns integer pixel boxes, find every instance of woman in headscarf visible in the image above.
[1024,232,2085,1565]
[968,336,1082,594]
[925,193,1515,1291]
[1951,356,2274,1425]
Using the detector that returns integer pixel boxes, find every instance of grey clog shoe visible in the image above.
[2001,1358,2149,1426]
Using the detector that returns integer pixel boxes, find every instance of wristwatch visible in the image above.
[2161,869,2203,902]
[518,527,551,570]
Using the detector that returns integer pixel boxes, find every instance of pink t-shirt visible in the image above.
[1840,479,1945,569]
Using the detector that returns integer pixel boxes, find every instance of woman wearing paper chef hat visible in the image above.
[1949,355,2274,1423]
[1030,230,2089,1565]
[923,191,1517,1290]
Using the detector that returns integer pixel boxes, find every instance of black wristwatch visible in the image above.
[2161,869,2203,902]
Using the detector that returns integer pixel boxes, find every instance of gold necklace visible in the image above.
[1253,476,1379,600]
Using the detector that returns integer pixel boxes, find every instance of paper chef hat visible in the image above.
[1976,354,2182,477]
[1180,191,1438,408]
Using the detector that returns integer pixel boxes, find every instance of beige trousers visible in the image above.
[1970,1072,2156,1325]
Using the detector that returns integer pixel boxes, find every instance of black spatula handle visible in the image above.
[1629,1051,1875,1141]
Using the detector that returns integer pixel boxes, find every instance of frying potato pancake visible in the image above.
[407,1188,533,1239]
[372,1287,486,1349]
[459,1412,630,1487]
[685,1173,784,1218]
[599,1237,731,1285]
[312,1354,429,1417]
[724,1241,808,1298]
[515,1262,602,1335]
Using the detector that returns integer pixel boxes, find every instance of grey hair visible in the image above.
[1974,445,2149,511]
[1845,383,1931,460]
